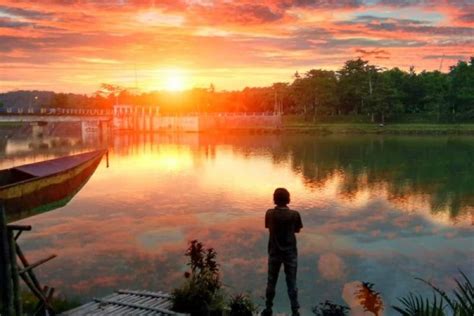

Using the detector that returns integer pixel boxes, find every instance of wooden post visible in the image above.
[8,228,22,316]
[0,205,14,316]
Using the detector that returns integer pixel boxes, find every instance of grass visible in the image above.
[281,121,474,135]
[0,122,23,128]
[0,290,81,315]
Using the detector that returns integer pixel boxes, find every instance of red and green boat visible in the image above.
[0,149,106,222]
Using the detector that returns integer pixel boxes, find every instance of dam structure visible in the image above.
[113,105,282,132]
[0,105,282,132]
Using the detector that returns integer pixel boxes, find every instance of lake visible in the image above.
[1,129,473,315]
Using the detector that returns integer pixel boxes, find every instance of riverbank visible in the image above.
[279,123,474,135]
[3,121,474,135]
[199,123,474,135]
[0,122,23,128]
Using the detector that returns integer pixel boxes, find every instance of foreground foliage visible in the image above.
[312,300,350,316]
[393,271,474,316]
[229,293,257,316]
[172,240,225,315]
[2,291,81,314]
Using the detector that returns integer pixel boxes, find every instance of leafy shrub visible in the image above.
[229,293,257,316]
[312,300,350,316]
[172,240,225,315]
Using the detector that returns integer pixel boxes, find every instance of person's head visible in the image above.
[273,187,290,207]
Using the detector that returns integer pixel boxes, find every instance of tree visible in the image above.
[449,58,474,121]
[402,66,425,113]
[51,93,69,108]
[272,82,290,114]
[366,69,404,123]
[304,70,338,119]
[291,74,312,116]
[98,83,125,106]
[419,71,450,121]
[337,58,372,114]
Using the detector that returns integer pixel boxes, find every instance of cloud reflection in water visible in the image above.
[10,134,473,315]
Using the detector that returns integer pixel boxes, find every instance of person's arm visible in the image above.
[265,210,270,229]
[295,212,303,233]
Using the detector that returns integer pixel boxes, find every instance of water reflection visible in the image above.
[274,136,474,222]
[3,128,473,315]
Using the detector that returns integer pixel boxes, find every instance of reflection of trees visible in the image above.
[100,133,474,220]
[355,282,384,316]
[273,135,474,220]
[0,136,7,155]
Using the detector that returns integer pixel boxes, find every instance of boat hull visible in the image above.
[0,151,104,222]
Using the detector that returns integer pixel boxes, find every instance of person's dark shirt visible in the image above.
[265,206,303,256]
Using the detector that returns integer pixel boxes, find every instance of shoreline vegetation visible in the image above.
[225,122,474,135]
[1,57,473,127]
[2,120,474,135]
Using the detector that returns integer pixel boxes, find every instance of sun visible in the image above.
[164,69,186,91]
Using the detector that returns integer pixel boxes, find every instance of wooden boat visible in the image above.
[0,149,106,222]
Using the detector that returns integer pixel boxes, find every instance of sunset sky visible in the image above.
[0,0,473,93]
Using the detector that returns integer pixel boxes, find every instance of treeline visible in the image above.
[1,57,473,123]
[269,57,473,123]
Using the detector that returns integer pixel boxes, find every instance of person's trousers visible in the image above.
[265,252,299,311]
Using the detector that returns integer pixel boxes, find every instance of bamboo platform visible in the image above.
[61,289,186,315]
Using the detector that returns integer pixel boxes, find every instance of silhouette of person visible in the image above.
[262,188,303,316]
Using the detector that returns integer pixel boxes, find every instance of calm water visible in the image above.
[1,128,473,315]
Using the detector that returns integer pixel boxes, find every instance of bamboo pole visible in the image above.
[15,243,54,313]
[8,228,22,316]
[18,254,57,275]
[17,272,52,311]
[15,243,45,296]
[8,229,23,316]
[0,205,14,316]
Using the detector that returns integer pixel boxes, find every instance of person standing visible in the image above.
[262,188,303,316]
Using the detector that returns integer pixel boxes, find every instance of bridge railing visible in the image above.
[1,107,114,116]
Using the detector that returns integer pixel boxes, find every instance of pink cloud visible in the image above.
[0,0,472,92]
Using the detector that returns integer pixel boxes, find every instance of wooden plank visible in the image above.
[93,298,177,315]
[117,289,172,299]
[151,298,171,309]
[61,290,187,316]
[110,304,132,316]
[134,296,157,310]
[118,294,141,305]
[100,302,123,315]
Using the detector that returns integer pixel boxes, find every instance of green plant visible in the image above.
[172,240,225,315]
[392,271,473,316]
[312,300,350,316]
[229,293,257,316]
[5,290,81,314]
[393,293,445,316]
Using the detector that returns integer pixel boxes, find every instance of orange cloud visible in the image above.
[0,1,472,92]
